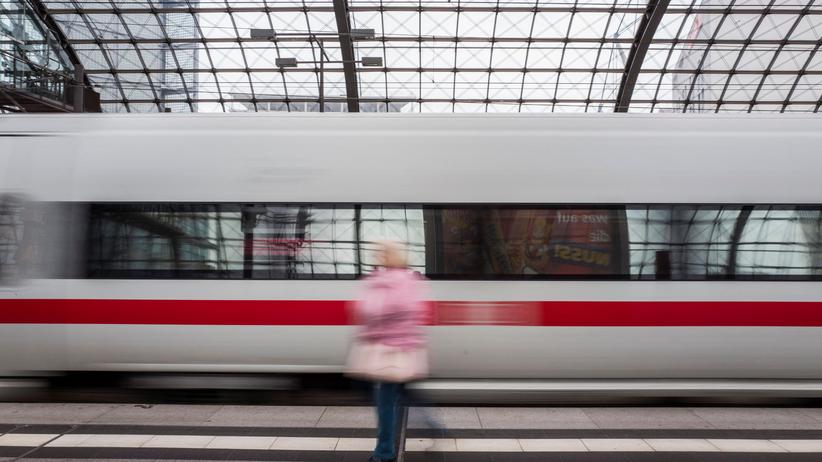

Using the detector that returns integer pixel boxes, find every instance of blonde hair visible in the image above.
[375,239,408,269]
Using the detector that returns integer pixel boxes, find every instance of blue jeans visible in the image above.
[374,382,405,461]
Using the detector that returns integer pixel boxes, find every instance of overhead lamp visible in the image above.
[361,56,383,67]
[276,57,298,68]
[350,28,375,40]
[250,28,275,39]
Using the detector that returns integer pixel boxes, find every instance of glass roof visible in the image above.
[37,0,822,113]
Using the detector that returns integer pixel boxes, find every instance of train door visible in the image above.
[0,140,73,374]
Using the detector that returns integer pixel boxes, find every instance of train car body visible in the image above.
[1,113,821,393]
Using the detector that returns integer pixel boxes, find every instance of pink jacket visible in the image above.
[352,268,431,349]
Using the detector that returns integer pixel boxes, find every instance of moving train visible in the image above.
[1,113,821,395]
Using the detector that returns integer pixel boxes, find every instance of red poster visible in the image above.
[438,208,627,276]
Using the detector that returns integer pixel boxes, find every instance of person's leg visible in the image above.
[395,383,408,455]
[404,387,446,439]
[374,382,402,460]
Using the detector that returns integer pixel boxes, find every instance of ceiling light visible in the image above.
[361,57,383,67]
[276,58,298,68]
[350,29,375,40]
[250,29,275,39]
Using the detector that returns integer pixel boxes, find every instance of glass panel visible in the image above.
[88,204,246,279]
[2,202,812,281]
[86,203,426,279]
[425,205,822,280]
[736,207,822,277]
[424,206,630,279]
[0,195,25,285]
[360,206,426,273]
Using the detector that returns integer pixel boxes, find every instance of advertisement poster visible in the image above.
[433,208,628,277]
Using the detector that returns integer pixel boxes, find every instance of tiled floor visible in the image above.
[5,403,822,430]
[476,407,597,429]
[7,433,822,453]
[3,405,822,460]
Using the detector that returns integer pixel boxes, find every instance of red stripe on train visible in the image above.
[2,299,822,326]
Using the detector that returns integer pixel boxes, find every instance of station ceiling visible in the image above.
[27,0,822,113]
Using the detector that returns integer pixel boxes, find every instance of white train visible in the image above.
[1,113,821,395]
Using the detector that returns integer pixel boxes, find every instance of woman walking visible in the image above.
[348,241,431,462]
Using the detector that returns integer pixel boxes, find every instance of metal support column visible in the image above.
[316,38,326,113]
[614,0,670,112]
[73,64,85,112]
[331,0,360,112]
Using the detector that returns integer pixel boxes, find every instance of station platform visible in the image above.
[3,404,822,461]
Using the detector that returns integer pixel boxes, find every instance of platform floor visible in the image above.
[4,404,822,460]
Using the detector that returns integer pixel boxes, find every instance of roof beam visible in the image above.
[23,37,818,46]
[102,97,822,106]
[28,6,819,14]
[332,0,360,112]
[79,67,822,76]
[614,0,671,112]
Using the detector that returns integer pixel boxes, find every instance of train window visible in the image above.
[423,205,822,280]
[359,205,426,274]
[86,204,425,279]
[735,207,822,278]
[423,207,630,279]
[0,195,25,284]
[84,203,822,281]
[627,206,822,281]
[88,204,353,279]
[243,205,359,279]
[87,204,240,279]
[626,206,744,280]
[0,198,79,283]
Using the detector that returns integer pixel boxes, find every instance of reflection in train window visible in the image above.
[359,205,426,274]
[423,205,821,280]
[85,203,822,280]
[0,195,25,284]
[736,208,822,278]
[245,205,357,279]
[627,206,744,280]
[86,204,426,279]
[87,204,240,278]
[423,207,630,279]
[625,206,822,280]
[0,198,70,282]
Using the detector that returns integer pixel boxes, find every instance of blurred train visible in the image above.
[1,113,822,395]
